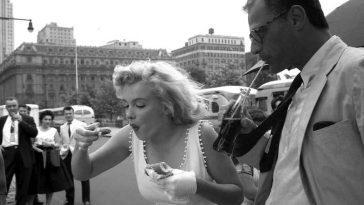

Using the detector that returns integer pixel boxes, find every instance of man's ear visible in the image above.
[288,5,307,30]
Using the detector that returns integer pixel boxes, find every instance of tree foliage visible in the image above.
[203,64,244,88]
[90,80,124,120]
[185,66,207,84]
[65,81,124,121]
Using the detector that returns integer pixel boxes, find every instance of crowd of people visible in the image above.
[0,100,92,205]
[1,0,364,204]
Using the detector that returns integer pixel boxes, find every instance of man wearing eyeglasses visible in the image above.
[0,97,38,205]
[232,0,364,204]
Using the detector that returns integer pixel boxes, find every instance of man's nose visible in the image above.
[250,40,262,55]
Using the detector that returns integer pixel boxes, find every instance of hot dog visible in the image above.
[145,162,173,180]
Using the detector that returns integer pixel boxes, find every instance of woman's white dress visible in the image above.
[130,120,216,205]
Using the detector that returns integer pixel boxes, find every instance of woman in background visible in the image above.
[28,110,72,205]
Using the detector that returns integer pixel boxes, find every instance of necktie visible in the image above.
[225,74,303,171]
[68,122,71,138]
[10,121,14,133]
[10,120,15,143]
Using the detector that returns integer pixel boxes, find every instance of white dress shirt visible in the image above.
[2,115,19,147]
[60,119,86,153]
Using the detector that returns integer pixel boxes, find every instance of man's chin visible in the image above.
[270,63,293,74]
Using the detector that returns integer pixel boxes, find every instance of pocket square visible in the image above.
[313,121,335,131]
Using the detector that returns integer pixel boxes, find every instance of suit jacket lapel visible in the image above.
[296,38,347,152]
[0,117,7,144]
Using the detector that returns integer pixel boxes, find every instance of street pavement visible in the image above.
[52,127,150,205]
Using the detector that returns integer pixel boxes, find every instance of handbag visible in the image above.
[48,149,61,167]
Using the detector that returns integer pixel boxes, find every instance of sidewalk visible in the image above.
[5,178,64,205]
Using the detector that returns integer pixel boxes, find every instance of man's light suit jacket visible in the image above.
[256,37,364,205]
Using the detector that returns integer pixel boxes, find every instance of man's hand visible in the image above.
[221,100,257,134]
[239,107,257,134]
[10,113,22,122]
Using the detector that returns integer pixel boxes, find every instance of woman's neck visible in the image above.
[40,125,50,130]
[148,122,188,146]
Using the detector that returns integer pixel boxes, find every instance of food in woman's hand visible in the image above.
[76,127,111,137]
[98,127,111,135]
[145,162,173,180]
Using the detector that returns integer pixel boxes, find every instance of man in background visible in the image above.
[18,105,31,116]
[270,96,284,111]
[0,97,38,205]
[60,106,91,205]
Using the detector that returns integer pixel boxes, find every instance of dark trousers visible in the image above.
[0,149,7,205]
[3,146,32,205]
[64,152,90,204]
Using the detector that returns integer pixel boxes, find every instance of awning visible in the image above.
[326,0,364,47]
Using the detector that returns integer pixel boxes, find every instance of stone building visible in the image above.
[37,22,76,46]
[0,43,172,108]
[0,0,14,63]
[171,29,245,74]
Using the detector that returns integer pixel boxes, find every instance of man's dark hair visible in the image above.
[19,104,31,112]
[39,110,54,121]
[244,0,328,29]
[63,106,74,113]
[265,0,328,29]
[19,104,27,109]
[271,95,285,110]
[5,96,17,102]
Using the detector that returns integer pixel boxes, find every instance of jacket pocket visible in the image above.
[302,119,364,205]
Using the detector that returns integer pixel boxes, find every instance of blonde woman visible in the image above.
[72,61,244,205]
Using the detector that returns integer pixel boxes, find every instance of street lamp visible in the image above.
[75,41,79,105]
[0,17,34,32]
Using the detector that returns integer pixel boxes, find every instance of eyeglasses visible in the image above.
[249,10,288,44]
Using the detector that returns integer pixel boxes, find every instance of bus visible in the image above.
[197,86,257,130]
[40,105,96,127]
[0,104,40,126]
[255,79,293,114]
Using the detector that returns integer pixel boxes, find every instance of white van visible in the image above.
[198,86,257,130]
[255,79,293,114]
[0,104,40,126]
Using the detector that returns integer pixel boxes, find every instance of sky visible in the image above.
[12,0,349,53]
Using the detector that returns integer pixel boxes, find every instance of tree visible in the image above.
[90,80,124,121]
[65,84,95,107]
[204,64,244,88]
[184,66,207,84]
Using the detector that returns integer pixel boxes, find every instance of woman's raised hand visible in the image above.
[74,125,112,150]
